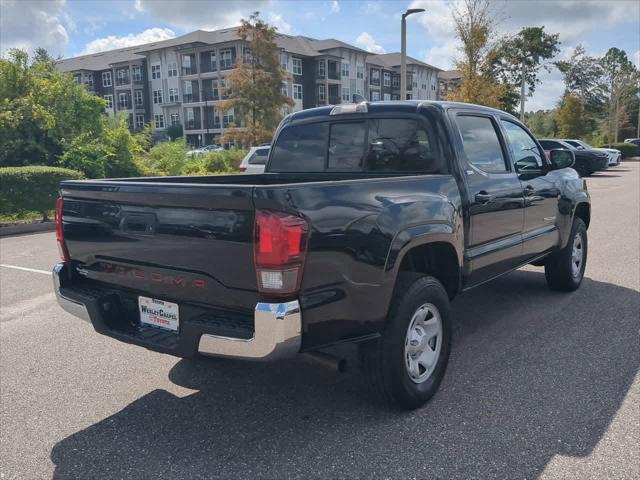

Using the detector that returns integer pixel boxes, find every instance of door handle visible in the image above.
[475,192,493,203]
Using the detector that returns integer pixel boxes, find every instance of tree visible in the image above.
[0,48,105,167]
[555,45,605,111]
[600,48,639,142]
[488,27,560,120]
[165,123,184,141]
[218,12,293,146]
[447,0,508,108]
[556,94,587,138]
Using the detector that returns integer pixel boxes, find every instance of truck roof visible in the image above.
[285,100,512,123]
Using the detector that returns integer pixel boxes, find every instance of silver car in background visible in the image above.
[562,139,621,166]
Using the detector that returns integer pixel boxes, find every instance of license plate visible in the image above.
[138,296,179,331]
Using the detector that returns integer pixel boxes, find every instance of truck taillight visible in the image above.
[56,196,70,262]
[254,210,308,296]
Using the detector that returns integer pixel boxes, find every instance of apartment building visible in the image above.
[58,27,442,147]
[57,46,150,131]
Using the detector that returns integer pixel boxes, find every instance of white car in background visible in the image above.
[186,144,224,158]
[239,145,270,173]
[562,139,621,166]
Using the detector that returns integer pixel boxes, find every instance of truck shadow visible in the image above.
[50,270,639,479]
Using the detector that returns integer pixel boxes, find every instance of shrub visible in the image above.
[598,142,639,158]
[201,149,247,173]
[0,166,83,220]
[138,140,189,176]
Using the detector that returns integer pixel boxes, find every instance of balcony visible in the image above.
[327,61,340,80]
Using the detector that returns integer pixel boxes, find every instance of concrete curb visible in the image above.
[0,222,55,237]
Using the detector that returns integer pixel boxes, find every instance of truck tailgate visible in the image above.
[60,180,259,312]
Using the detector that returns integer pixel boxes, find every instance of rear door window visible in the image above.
[328,121,366,170]
[456,115,508,173]
[269,122,328,172]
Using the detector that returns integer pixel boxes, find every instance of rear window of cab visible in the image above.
[268,117,448,174]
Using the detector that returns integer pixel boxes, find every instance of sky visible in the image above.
[1,0,639,110]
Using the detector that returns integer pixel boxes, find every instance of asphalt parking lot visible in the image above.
[1,163,639,479]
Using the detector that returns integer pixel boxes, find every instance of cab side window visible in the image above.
[500,120,545,172]
[457,115,508,173]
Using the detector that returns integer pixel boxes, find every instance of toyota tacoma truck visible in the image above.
[54,101,590,409]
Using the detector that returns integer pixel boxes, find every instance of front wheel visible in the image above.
[545,217,587,291]
[359,275,451,409]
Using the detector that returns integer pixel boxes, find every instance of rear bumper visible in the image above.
[53,262,301,361]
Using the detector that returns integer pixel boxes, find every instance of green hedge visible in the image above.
[598,143,639,158]
[0,166,84,219]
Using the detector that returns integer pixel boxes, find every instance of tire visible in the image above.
[545,217,587,291]
[359,275,451,410]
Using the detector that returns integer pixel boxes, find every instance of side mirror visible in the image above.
[549,149,574,170]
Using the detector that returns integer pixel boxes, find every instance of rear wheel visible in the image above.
[545,217,587,291]
[359,275,451,409]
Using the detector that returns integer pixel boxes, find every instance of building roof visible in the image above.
[438,70,462,80]
[366,53,441,71]
[56,45,145,72]
[307,38,369,55]
[56,26,443,73]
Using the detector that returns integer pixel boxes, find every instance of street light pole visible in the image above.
[400,8,425,101]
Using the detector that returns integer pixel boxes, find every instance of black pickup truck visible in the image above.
[54,101,590,409]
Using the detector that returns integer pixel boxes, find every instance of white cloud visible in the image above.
[134,0,272,31]
[330,1,340,14]
[269,13,291,34]
[355,32,386,54]
[0,0,72,56]
[81,28,176,54]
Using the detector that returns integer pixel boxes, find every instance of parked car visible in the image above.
[623,138,640,145]
[239,145,270,173]
[186,144,224,158]
[538,139,608,176]
[53,101,590,410]
[562,139,621,166]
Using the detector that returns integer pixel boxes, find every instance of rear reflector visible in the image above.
[239,167,247,172]
[254,210,308,296]
[56,197,70,262]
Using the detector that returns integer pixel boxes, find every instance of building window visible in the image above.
[292,57,302,75]
[383,72,391,87]
[118,92,130,109]
[341,62,349,78]
[168,62,177,77]
[134,90,143,107]
[102,71,112,87]
[186,108,195,127]
[209,52,217,70]
[356,63,364,79]
[212,80,219,100]
[170,113,180,125]
[341,87,350,102]
[168,88,179,102]
[293,83,303,100]
[280,52,288,71]
[135,114,145,129]
[154,114,165,128]
[220,49,233,69]
[318,84,325,102]
[132,65,142,83]
[392,75,400,88]
[104,94,113,109]
[383,93,391,101]
[223,109,234,127]
[116,68,129,85]
[183,81,193,102]
[371,90,380,102]
[83,73,93,88]
[281,83,288,97]
[317,59,325,78]
[151,64,161,80]
[370,69,380,86]
[153,89,163,104]
[73,74,81,84]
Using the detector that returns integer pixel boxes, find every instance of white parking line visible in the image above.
[0,264,52,275]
